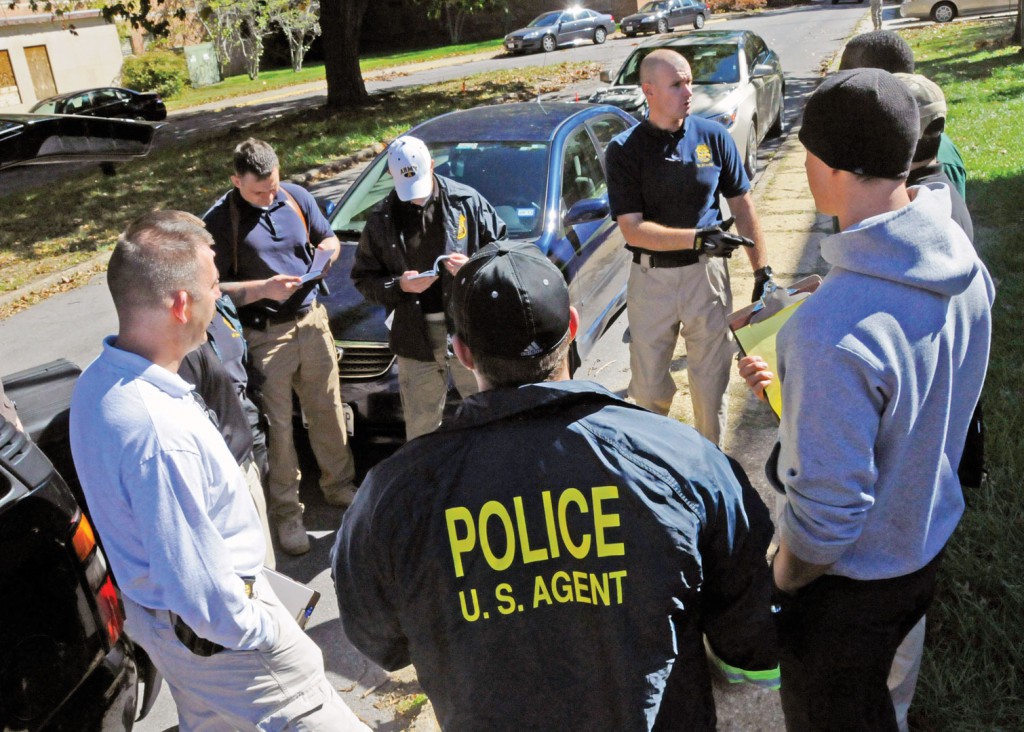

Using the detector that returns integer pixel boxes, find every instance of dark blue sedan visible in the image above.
[322,102,637,439]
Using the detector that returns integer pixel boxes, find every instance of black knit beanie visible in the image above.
[799,68,919,180]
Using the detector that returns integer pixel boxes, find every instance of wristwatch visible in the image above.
[754,265,773,282]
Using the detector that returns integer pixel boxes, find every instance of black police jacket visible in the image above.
[351,175,506,361]
[333,380,779,731]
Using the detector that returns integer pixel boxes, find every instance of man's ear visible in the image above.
[452,334,475,372]
[170,291,190,325]
[568,306,580,342]
[230,174,241,190]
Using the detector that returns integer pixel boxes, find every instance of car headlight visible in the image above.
[524,30,542,39]
[706,107,739,129]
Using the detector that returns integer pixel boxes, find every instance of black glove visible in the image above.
[752,265,773,303]
[694,216,754,259]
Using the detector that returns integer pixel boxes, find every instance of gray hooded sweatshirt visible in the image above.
[775,183,994,580]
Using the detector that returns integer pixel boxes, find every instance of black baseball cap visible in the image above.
[449,242,570,359]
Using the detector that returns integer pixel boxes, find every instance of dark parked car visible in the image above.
[0,361,161,730]
[504,7,616,54]
[588,30,785,177]
[30,87,167,122]
[620,0,708,36]
[0,113,160,171]
[321,102,638,439]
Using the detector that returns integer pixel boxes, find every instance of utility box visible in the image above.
[184,42,220,88]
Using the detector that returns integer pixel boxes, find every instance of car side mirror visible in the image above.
[600,69,614,83]
[752,63,775,78]
[564,197,610,227]
[317,197,336,217]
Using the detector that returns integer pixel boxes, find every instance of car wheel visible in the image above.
[656,18,669,34]
[744,120,758,178]
[594,27,607,45]
[694,13,705,29]
[542,34,557,52]
[931,1,956,21]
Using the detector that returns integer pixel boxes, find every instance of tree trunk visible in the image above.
[321,0,372,108]
[1013,0,1022,47]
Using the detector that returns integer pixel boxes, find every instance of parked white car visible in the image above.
[900,0,1017,22]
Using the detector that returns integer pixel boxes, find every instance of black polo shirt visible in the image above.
[203,182,335,313]
[606,116,749,233]
[395,182,446,315]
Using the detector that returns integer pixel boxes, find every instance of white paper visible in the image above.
[300,248,333,284]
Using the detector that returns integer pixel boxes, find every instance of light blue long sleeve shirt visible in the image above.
[70,337,276,651]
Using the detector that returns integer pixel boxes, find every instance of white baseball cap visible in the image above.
[388,136,433,202]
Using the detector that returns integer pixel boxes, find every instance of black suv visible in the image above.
[1,360,159,730]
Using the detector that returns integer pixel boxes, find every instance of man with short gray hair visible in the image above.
[70,211,367,730]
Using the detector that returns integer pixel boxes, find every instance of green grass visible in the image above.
[903,19,1024,731]
[165,38,505,111]
[0,61,598,309]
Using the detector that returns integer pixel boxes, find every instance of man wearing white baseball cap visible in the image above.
[352,136,507,440]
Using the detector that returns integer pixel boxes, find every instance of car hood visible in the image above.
[621,11,664,21]
[588,83,740,117]
[506,25,553,38]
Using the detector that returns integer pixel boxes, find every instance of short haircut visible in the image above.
[108,210,213,313]
[640,49,689,86]
[233,138,279,178]
[471,337,571,389]
[839,31,915,74]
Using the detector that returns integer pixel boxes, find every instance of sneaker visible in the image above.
[322,482,358,508]
[276,518,310,556]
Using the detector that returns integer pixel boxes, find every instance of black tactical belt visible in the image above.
[630,248,701,268]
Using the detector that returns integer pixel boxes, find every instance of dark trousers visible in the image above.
[777,553,943,732]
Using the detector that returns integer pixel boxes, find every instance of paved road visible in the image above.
[0,4,870,729]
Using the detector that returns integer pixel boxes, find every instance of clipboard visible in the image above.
[729,275,822,420]
[263,567,321,629]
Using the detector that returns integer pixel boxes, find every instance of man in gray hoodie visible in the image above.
[738,69,993,730]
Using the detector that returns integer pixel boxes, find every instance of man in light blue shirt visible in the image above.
[70,211,367,730]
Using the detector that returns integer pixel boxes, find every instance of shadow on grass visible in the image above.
[914,170,1024,731]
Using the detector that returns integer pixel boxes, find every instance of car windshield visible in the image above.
[330,141,550,241]
[615,44,741,85]
[30,101,57,114]
[528,11,562,27]
[639,2,668,11]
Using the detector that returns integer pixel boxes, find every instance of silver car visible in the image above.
[588,30,785,177]
[899,0,1016,22]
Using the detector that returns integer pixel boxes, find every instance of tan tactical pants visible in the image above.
[625,256,735,445]
[245,302,355,523]
[397,316,480,441]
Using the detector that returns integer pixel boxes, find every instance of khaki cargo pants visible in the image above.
[626,256,735,446]
[397,315,479,441]
[245,302,355,523]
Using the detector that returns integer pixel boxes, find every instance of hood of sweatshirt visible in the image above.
[821,183,978,298]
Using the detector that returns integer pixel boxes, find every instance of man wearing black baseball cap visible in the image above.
[334,241,779,731]
[738,68,993,730]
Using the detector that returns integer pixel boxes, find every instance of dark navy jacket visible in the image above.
[351,175,506,361]
[333,381,778,731]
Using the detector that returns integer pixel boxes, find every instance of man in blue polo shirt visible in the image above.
[204,138,356,556]
[606,49,771,446]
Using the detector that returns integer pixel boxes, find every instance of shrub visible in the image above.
[707,0,767,11]
[121,50,189,99]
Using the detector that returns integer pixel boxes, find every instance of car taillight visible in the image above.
[71,512,124,645]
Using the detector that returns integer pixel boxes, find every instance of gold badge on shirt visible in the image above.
[695,144,714,167]
[457,214,468,240]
